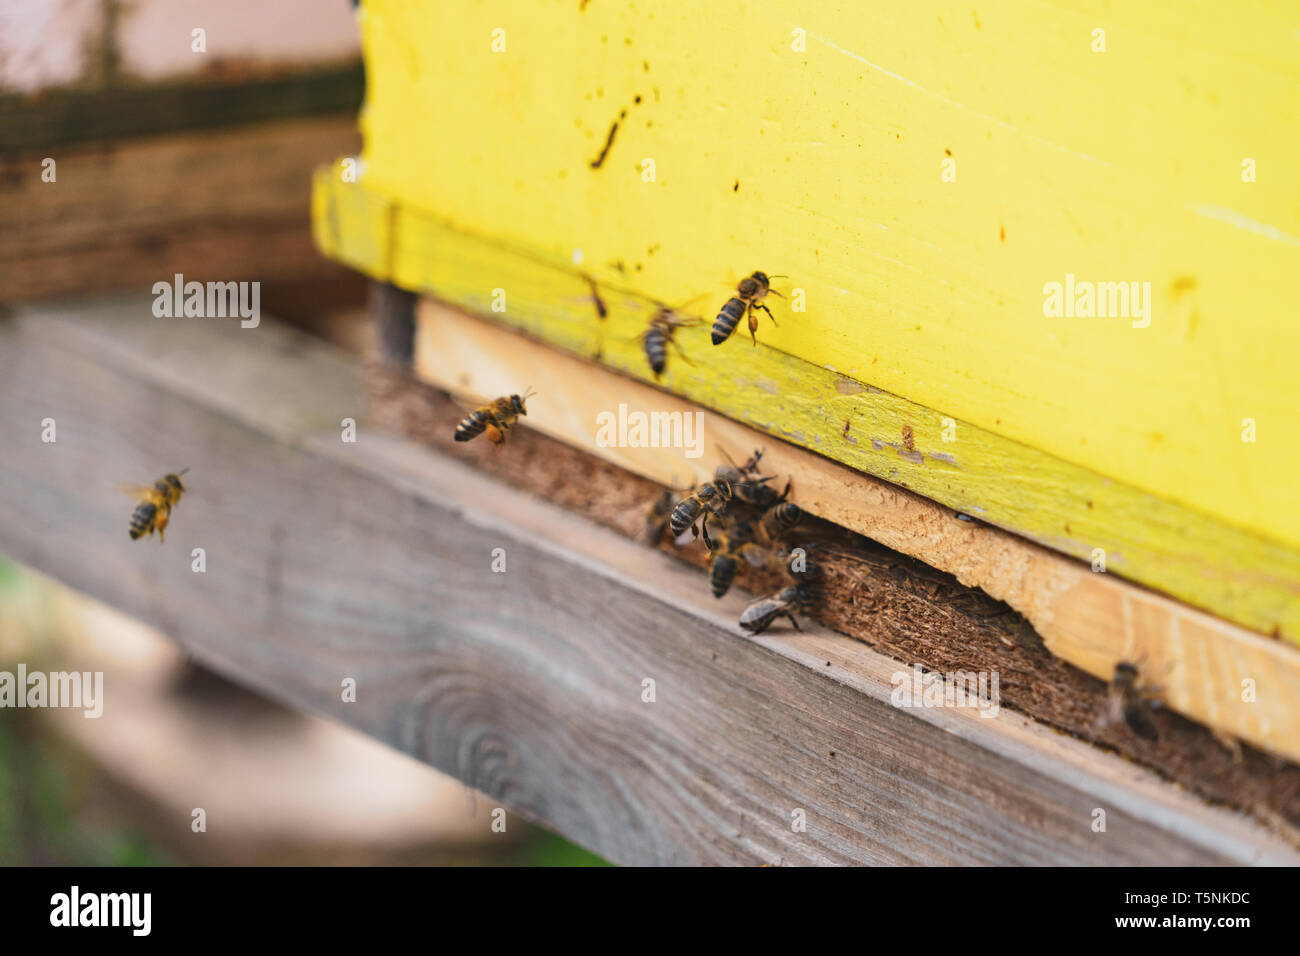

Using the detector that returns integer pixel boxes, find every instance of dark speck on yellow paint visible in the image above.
[945,147,952,156]
[634,94,642,105]
[733,180,740,192]
[999,224,1006,242]
[643,60,650,72]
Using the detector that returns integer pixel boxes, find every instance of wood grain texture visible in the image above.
[312,172,1300,647]
[369,359,1300,839]
[0,116,361,302]
[413,299,1300,768]
[1,299,1294,864]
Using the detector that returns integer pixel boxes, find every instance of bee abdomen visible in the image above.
[762,502,802,536]
[669,498,699,536]
[454,410,490,442]
[129,502,157,539]
[644,328,667,375]
[710,554,739,598]
[711,297,745,345]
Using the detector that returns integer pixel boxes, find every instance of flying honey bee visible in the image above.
[739,585,813,634]
[711,271,786,346]
[707,523,768,598]
[454,389,536,445]
[1102,661,1162,742]
[639,305,703,380]
[669,478,733,549]
[121,468,189,542]
[642,489,677,547]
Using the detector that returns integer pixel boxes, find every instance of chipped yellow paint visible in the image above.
[314,0,1300,639]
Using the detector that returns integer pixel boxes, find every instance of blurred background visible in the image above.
[0,1,607,866]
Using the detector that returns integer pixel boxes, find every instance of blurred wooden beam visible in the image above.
[0,63,363,149]
[0,297,1295,865]
[0,115,361,303]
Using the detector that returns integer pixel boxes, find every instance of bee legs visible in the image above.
[746,302,778,344]
[785,611,801,631]
[700,512,716,551]
[670,338,696,367]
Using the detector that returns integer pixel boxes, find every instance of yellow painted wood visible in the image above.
[313,170,1300,644]
[351,0,1300,551]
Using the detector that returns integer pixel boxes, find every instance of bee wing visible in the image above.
[116,483,156,499]
[739,543,770,568]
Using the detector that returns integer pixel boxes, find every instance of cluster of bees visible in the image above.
[644,449,817,634]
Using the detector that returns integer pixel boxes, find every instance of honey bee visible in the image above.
[642,489,677,546]
[711,271,786,346]
[121,468,189,542]
[638,305,703,380]
[707,523,768,598]
[739,585,813,634]
[759,500,803,542]
[715,447,787,507]
[1102,661,1161,742]
[454,389,535,445]
[669,478,733,549]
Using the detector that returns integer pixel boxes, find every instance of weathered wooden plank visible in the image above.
[314,171,1300,648]
[1,116,361,302]
[0,299,1294,864]
[412,299,1300,768]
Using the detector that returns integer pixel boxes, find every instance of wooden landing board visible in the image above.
[415,299,1300,767]
[1,299,1294,865]
[312,171,1300,649]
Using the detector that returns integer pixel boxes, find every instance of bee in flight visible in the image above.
[639,304,703,380]
[454,389,536,445]
[739,584,813,634]
[122,468,189,542]
[669,478,733,550]
[712,271,786,346]
[1102,661,1162,742]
